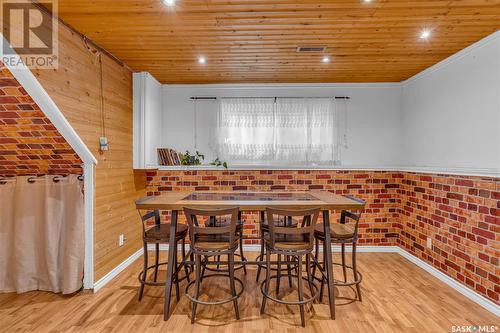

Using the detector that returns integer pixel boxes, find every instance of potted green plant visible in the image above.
[180,150,204,165]
[211,157,228,169]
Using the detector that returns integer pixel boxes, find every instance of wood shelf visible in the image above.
[139,165,384,171]
[132,165,500,177]
[152,165,227,171]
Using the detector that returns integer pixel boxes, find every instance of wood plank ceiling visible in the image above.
[52,0,500,84]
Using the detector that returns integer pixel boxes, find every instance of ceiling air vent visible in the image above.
[296,45,327,53]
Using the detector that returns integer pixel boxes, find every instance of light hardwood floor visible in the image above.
[0,253,497,333]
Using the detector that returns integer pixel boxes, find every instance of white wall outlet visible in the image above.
[426,237,432,249]
[118,234,125,247]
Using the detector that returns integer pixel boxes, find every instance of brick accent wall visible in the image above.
[398,173,499,305]
[146,170,402,244]
[145,169,499,305]
[0,63,82,176]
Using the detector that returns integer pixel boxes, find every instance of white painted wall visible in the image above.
[133,72,163,168]
[134,31,500,175]
[401,32,500,174]
[161,84,403,167]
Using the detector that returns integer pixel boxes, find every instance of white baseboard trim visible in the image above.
[325,245,399,253]
[93,248,143,292]
[147,244,400,253]
[239,245,396,253]
[396,248,500,317]
[95,244,499,316]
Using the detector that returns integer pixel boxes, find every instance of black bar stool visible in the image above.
[137,210,190,301]
[184,207,244,323]
[256,212,298,285]
[202,211,247,275]
[260,207,320,327]
[313,210,363,307]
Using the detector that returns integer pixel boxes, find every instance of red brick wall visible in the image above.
[0,63,82,176]
[146,170,402,245]
[398,173,499,305]
[145,169,499,305]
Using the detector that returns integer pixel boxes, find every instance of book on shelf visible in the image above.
[167,149,174,165]
[157,148,182,166]
[157,148,166,165]
[171,149,180,165]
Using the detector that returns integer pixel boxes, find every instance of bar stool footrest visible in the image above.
[313,262,363,286]
[138,262,189,286]
[260,274,319,305]
[255,253,299,272]
[202,253,248,273]
[185,273,244,306]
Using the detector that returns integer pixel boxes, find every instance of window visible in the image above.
[213,97,341,165]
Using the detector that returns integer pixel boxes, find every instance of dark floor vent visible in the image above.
[296,46,327,52]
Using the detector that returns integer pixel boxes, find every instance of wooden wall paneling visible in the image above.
[47,0,500,83]
[29,14,145,281]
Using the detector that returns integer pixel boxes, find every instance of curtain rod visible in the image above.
[190,96,350,100]
[0,175,84,184]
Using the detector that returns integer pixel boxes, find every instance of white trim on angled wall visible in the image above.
[1,33,97,290]
[0,34,97,166]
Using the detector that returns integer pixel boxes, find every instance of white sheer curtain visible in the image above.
[215,98,276,163]
[214,97,341,165]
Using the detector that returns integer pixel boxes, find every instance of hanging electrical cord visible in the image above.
[83,36,107,152]
[98,53,106,143]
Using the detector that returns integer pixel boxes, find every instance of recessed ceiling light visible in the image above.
[420,29,431,39]
[363,0,372,2]
[198,56,206,64]
[162,0,175,6]
[322,56,331,63]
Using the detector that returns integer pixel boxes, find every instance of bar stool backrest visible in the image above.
[265,207,320,251]
[340,210,362,237]
[140,210,161,237]
[184,207,240,248]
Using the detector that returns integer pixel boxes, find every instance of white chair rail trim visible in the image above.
[151,165,500,178]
